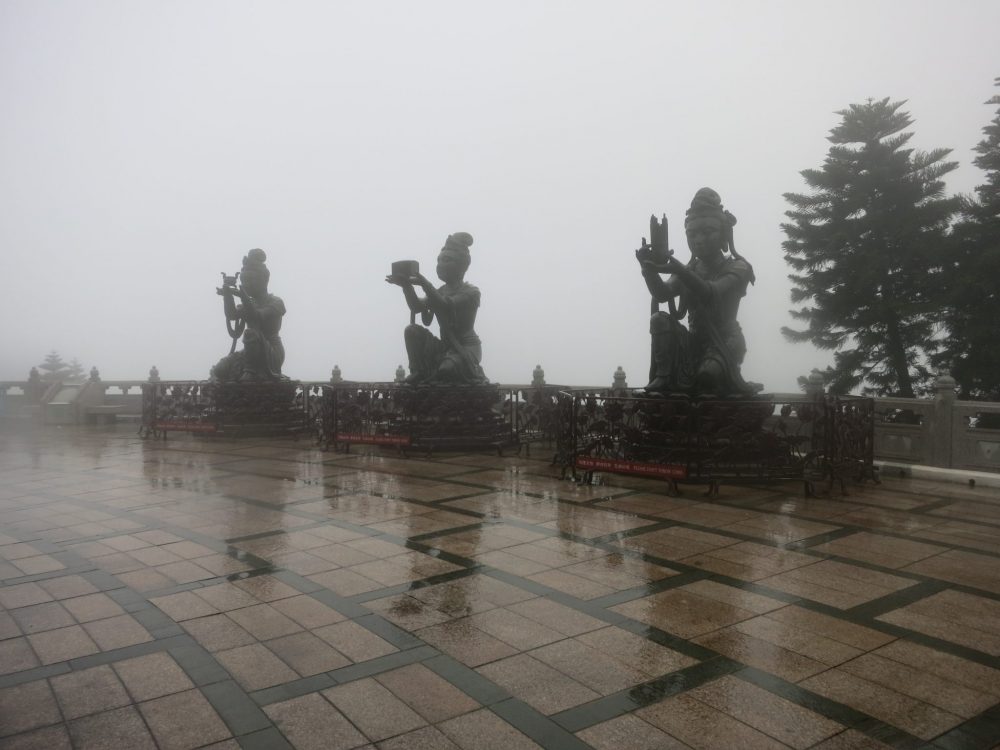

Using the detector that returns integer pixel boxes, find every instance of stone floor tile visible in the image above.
[116,568,176,592]
[112,652,195,701]
[531,637,651,694]
[477,653,600,714]
[0,610,20,640]
[416,619,519,667]
[688,675,843,748]
[810,729,894,749]
[576,626,696,678]
[216,643,299,690]
[61,593,126,623]
[0,680,61,738]
[465,608,565,650]
[800,667,963,740]
[191,582,261,612]
[638,693,788,750]
[127,545,184,567]
[612,587,760,639]
[139,688,231,750]
[812,531,947,568]
[182,613,257,652]
[68,706,158,750]
[506,597,607,636]
[374,663,480,723]
[154,560,216,584]
[36,575,99,600]
[840,652,998,718]
[27,624,100,664]
[524,568,617,599]
[694,629,828,683]
[577,714,691,750]
[0,583,52,610]
[873,639,1000,697]
[313,620,397,662]
[233,575,301,602]
[160,540,216,559]
[365,594,453,630]
[322,678,427,741]
[227,603,303,640]
[150,591,220,621]
[266,631,352,675]
[0,724,72,750]
[765,605,896,651]
[82,614,153,651]
[377,725,462,750]
[732,615,863,666]
[0,637,39,675]
[13,555,65,576]
[263,692,367,750]
[308,567,384,596]
[52,666,131,725]
[438,708,543,750]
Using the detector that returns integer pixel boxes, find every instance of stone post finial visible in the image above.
[148,366,160,382]
[89,367,100,382]
[805,369,825,398]
[330,365,343,384]
[933,370,957,403]
[612,366,628,391]
[395,365,406,383]
[531,364,545,387]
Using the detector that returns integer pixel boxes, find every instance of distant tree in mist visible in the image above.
[782,98,959,397]
[36,351,86,382]
[933,77,1000,399]
[67,359,86,382]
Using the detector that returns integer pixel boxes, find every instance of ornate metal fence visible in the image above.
[140,381,314,438]
[319,383,520,453]
[556,390,876,495]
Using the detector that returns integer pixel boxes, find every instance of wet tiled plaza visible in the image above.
[2,423,1000,749]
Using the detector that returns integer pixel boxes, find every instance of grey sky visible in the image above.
[2,0,998,390]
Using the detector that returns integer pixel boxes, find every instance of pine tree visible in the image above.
[37,351,71,382]
[782,98,959,397]
[936,78,1000,399]
[67,359,86,383]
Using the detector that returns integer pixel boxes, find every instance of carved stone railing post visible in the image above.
[932,371,956,468]
[805,370,825,399]
[612,366,628,393]
[531,365,545,388]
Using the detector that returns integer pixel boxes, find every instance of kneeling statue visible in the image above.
[210,248,287,382]
[636,188,760,397]
[387,232,488,385]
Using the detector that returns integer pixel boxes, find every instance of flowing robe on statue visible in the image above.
[649,256,754,395]
[405,281,487,384]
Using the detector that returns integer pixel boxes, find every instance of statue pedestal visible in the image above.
[141,381,311,438]
[323,383,517,454]
[558,390,875,496]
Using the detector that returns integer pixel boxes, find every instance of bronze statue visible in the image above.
[211,249,287,382]
[636,188,760,397]
[386,232,488,385]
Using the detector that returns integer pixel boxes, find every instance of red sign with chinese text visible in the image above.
[575,456,687,479]
[335,433,411,446]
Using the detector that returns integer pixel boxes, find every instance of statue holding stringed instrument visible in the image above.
[210,248,287,382]
[636,188,760,397]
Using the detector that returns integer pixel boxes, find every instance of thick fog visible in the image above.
[2,1,998,390]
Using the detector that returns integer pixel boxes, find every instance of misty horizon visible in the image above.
[3,1,998,392]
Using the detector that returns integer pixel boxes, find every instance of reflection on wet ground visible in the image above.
[2,423,1000,748]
